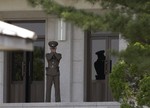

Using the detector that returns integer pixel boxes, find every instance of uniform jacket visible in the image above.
[46,52,62,76]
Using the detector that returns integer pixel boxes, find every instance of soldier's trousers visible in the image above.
[46,75,61,102]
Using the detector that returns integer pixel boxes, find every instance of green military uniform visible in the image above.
[46,41,62,102]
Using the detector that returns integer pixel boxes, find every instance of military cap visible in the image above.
[48,41,58,48]
[96,50,105,55]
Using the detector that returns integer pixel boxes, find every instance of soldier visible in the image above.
[94,50,106,80]
[46,41,62,102]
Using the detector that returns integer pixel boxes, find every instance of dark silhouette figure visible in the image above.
[94,50,106,80]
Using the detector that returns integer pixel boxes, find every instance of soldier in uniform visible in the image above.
[94,50,106,80]
[46,41,62,102]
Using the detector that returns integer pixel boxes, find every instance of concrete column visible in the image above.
[45,17,72,102]
[0,16,4,103]
[0,51,4,103]
[71,26,84,102]
[58,22,73,102]
[119,34,128,51]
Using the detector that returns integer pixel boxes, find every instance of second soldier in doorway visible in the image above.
[94,50,106,80]
[46,41,62,102]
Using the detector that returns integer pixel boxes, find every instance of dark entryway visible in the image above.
[86,32,119,102]
[6,21,45,102]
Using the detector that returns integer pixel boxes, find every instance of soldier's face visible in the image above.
[50,47,56,52]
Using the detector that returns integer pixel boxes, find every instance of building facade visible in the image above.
[0,0,127,103]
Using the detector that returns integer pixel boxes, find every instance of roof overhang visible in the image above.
[0,20,37,51]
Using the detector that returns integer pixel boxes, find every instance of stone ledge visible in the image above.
[0,102,120,108]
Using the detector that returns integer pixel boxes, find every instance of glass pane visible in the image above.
[32,40,44,81]
[12,51,24,81]
[9,21,45,81]
[91,39,106,80]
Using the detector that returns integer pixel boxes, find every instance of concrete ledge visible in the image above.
[0,102,120,108]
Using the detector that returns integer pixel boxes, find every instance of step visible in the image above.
[0,102,120,108]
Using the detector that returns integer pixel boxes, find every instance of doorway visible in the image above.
[6,21,45,102]
[86,32,119,102]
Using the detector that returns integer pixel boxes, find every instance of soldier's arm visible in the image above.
[54,53,62,61]
[46,53,54,61]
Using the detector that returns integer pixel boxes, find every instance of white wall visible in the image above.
[0,0,101,11]
[45,19,85,102]
[45,17,73,102]
[71,26,84,102]
[55,0,101,9]
[0,0,41,11]
[57,22,73,102]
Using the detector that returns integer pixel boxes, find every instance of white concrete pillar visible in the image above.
[0,51,4,103]
[45,17,73,102]
[58,22,73,102]
[0,16,4,103]
[119,34,128,51]
[71,26,84,102]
